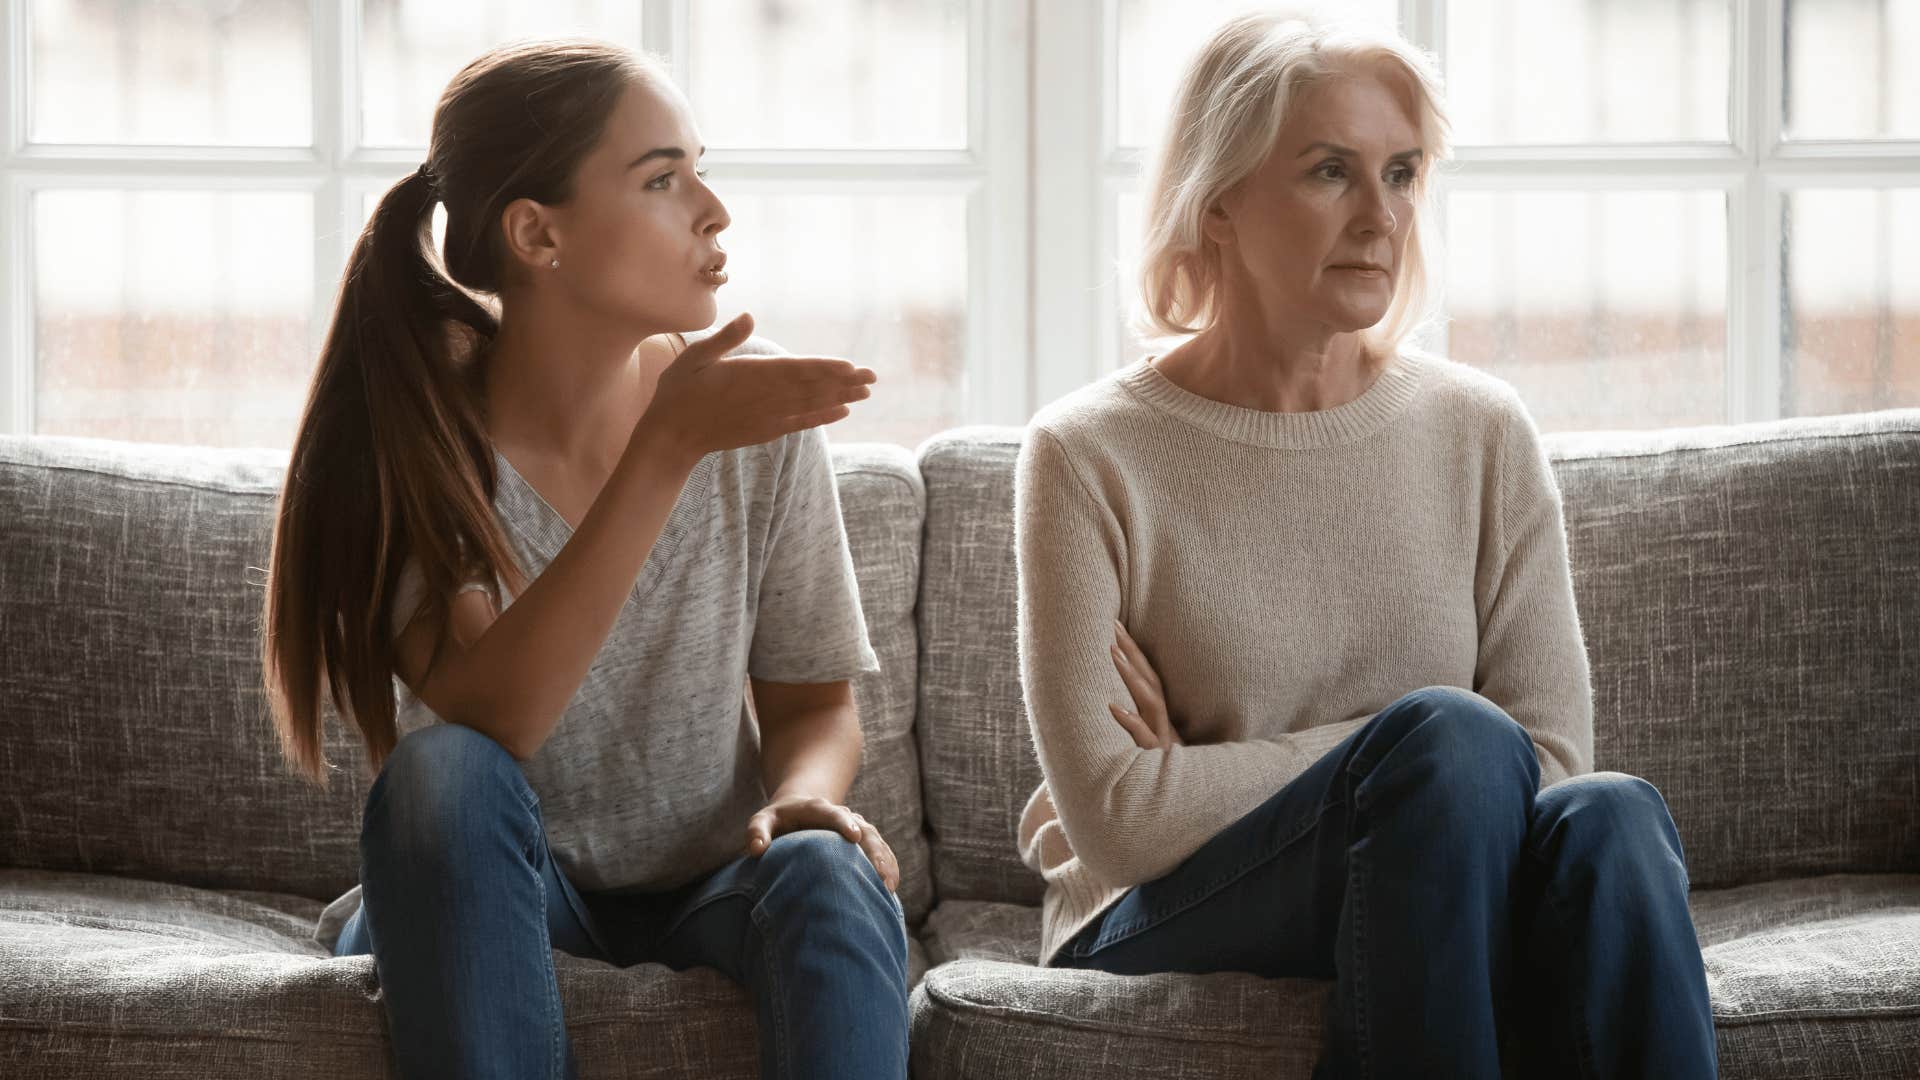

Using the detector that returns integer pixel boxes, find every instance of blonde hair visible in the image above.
[1136,7,1452,354]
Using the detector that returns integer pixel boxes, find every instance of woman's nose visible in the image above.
[702,197,730,237]
[1354,183,1397,236]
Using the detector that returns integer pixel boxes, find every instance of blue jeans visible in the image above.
[332,723,910,1080]
[1055,686,1718,1080]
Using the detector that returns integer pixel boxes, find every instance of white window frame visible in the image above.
[3,0,1918,438]
[0,0,1030,435]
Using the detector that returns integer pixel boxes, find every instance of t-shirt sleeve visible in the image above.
[746,426,882,683]
[388,557,497,642]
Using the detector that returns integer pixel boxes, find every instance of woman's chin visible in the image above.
[645,295,721,336]
[1317,297,1393,333]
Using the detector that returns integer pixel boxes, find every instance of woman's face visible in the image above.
[1209,69,1423,336]
[542,77,731,334]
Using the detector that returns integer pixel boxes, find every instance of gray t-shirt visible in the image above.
[326,333,878,923]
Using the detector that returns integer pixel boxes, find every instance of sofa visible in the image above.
[2,407,1916,1078]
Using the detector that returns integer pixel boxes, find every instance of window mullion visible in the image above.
[2,0,22,434]
[975,0,1031,426]
[1404,0,1442,54]
[311,0,350,367]
[1030,0,1107,412]
[644,0,688,82]
[1736,0,1785,423]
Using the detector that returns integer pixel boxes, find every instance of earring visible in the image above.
[549,258,559,269]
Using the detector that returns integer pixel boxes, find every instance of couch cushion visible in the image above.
[0,434,931,920]
[1691,874,1920,1044]
[1549,411,1920,890]
[0,435,366,901]
[914,428,1043,907]
[821,443,934,924]
[912,412,1920,907]
[1690,874,1920,1079]
[913,955,1330,1079]
[0,869,931,1076]
[910,874,1920,1079]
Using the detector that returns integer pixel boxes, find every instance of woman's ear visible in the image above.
[1200,199,1236,248]
[499,197,560,275]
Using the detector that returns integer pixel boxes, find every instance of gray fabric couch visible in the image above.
[2,408,1916,1078]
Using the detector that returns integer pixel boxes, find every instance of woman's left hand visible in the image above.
[1110,619,1182,750]
[746,793,900,893]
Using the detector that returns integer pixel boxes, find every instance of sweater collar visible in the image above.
[1118,347,1427,449]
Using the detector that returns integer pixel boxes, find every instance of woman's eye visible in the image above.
[695,167,710,181]
[646,172,673,190]
[1388,167,1416,187]
[1315,162,1345,180]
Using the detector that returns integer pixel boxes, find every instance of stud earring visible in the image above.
[549,258,559,269]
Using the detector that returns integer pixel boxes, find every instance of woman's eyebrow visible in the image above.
[1296,142,1424,163]
[626,146,707,169]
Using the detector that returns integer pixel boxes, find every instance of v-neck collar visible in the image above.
[491,444,718,601]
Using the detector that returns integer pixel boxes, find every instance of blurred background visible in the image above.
[5,0,1917,450]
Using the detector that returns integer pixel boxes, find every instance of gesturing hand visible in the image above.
[646,312,877,459]
[745,793,900,893]
[1110,619,1182,751]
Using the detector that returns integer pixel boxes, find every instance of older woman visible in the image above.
[1013,10,1717,1078]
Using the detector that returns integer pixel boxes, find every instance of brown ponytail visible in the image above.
[262,39,656,782]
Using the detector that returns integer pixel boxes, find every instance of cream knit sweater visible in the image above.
[1014,350,1595,965]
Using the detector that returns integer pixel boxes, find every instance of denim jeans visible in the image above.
[332,723,910,1080]
[1055,686,1718,1080]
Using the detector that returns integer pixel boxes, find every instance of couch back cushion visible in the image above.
[0,435,932,920]
[913,411,1920,906]
[1549,410,1918,888]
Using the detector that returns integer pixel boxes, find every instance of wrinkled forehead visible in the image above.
[1278,65,1425,156]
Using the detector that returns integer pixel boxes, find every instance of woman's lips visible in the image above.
[700,253,728,286]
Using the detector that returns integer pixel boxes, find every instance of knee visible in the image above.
[754,830,899,927]
[363,723,530,857]
[1366,686,1539,800]
[1530,772,1688,883]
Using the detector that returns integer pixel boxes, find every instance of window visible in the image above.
[7,0,1020,448]
[4,0,1916,449]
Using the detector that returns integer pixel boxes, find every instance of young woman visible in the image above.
[261,39,907,1080]
[1014,12,1717,1078]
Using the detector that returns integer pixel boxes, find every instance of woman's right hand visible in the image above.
[642,312,876,460]
[1110,619,1182,750]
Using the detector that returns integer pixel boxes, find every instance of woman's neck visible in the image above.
[1153,317,1381,414]
[480,297,670,471]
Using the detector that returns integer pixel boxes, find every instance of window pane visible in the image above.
[1447,0,1730,145]
[1117,0,1398,149]
[1445,190,1728,432]
[1784,0,1920,140]
[360,0,642,148]
[690,0,968,149]
[1782,190,1920,417]
[30,0,311,146]
[713,191,967,447]
[34,190,315,449]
